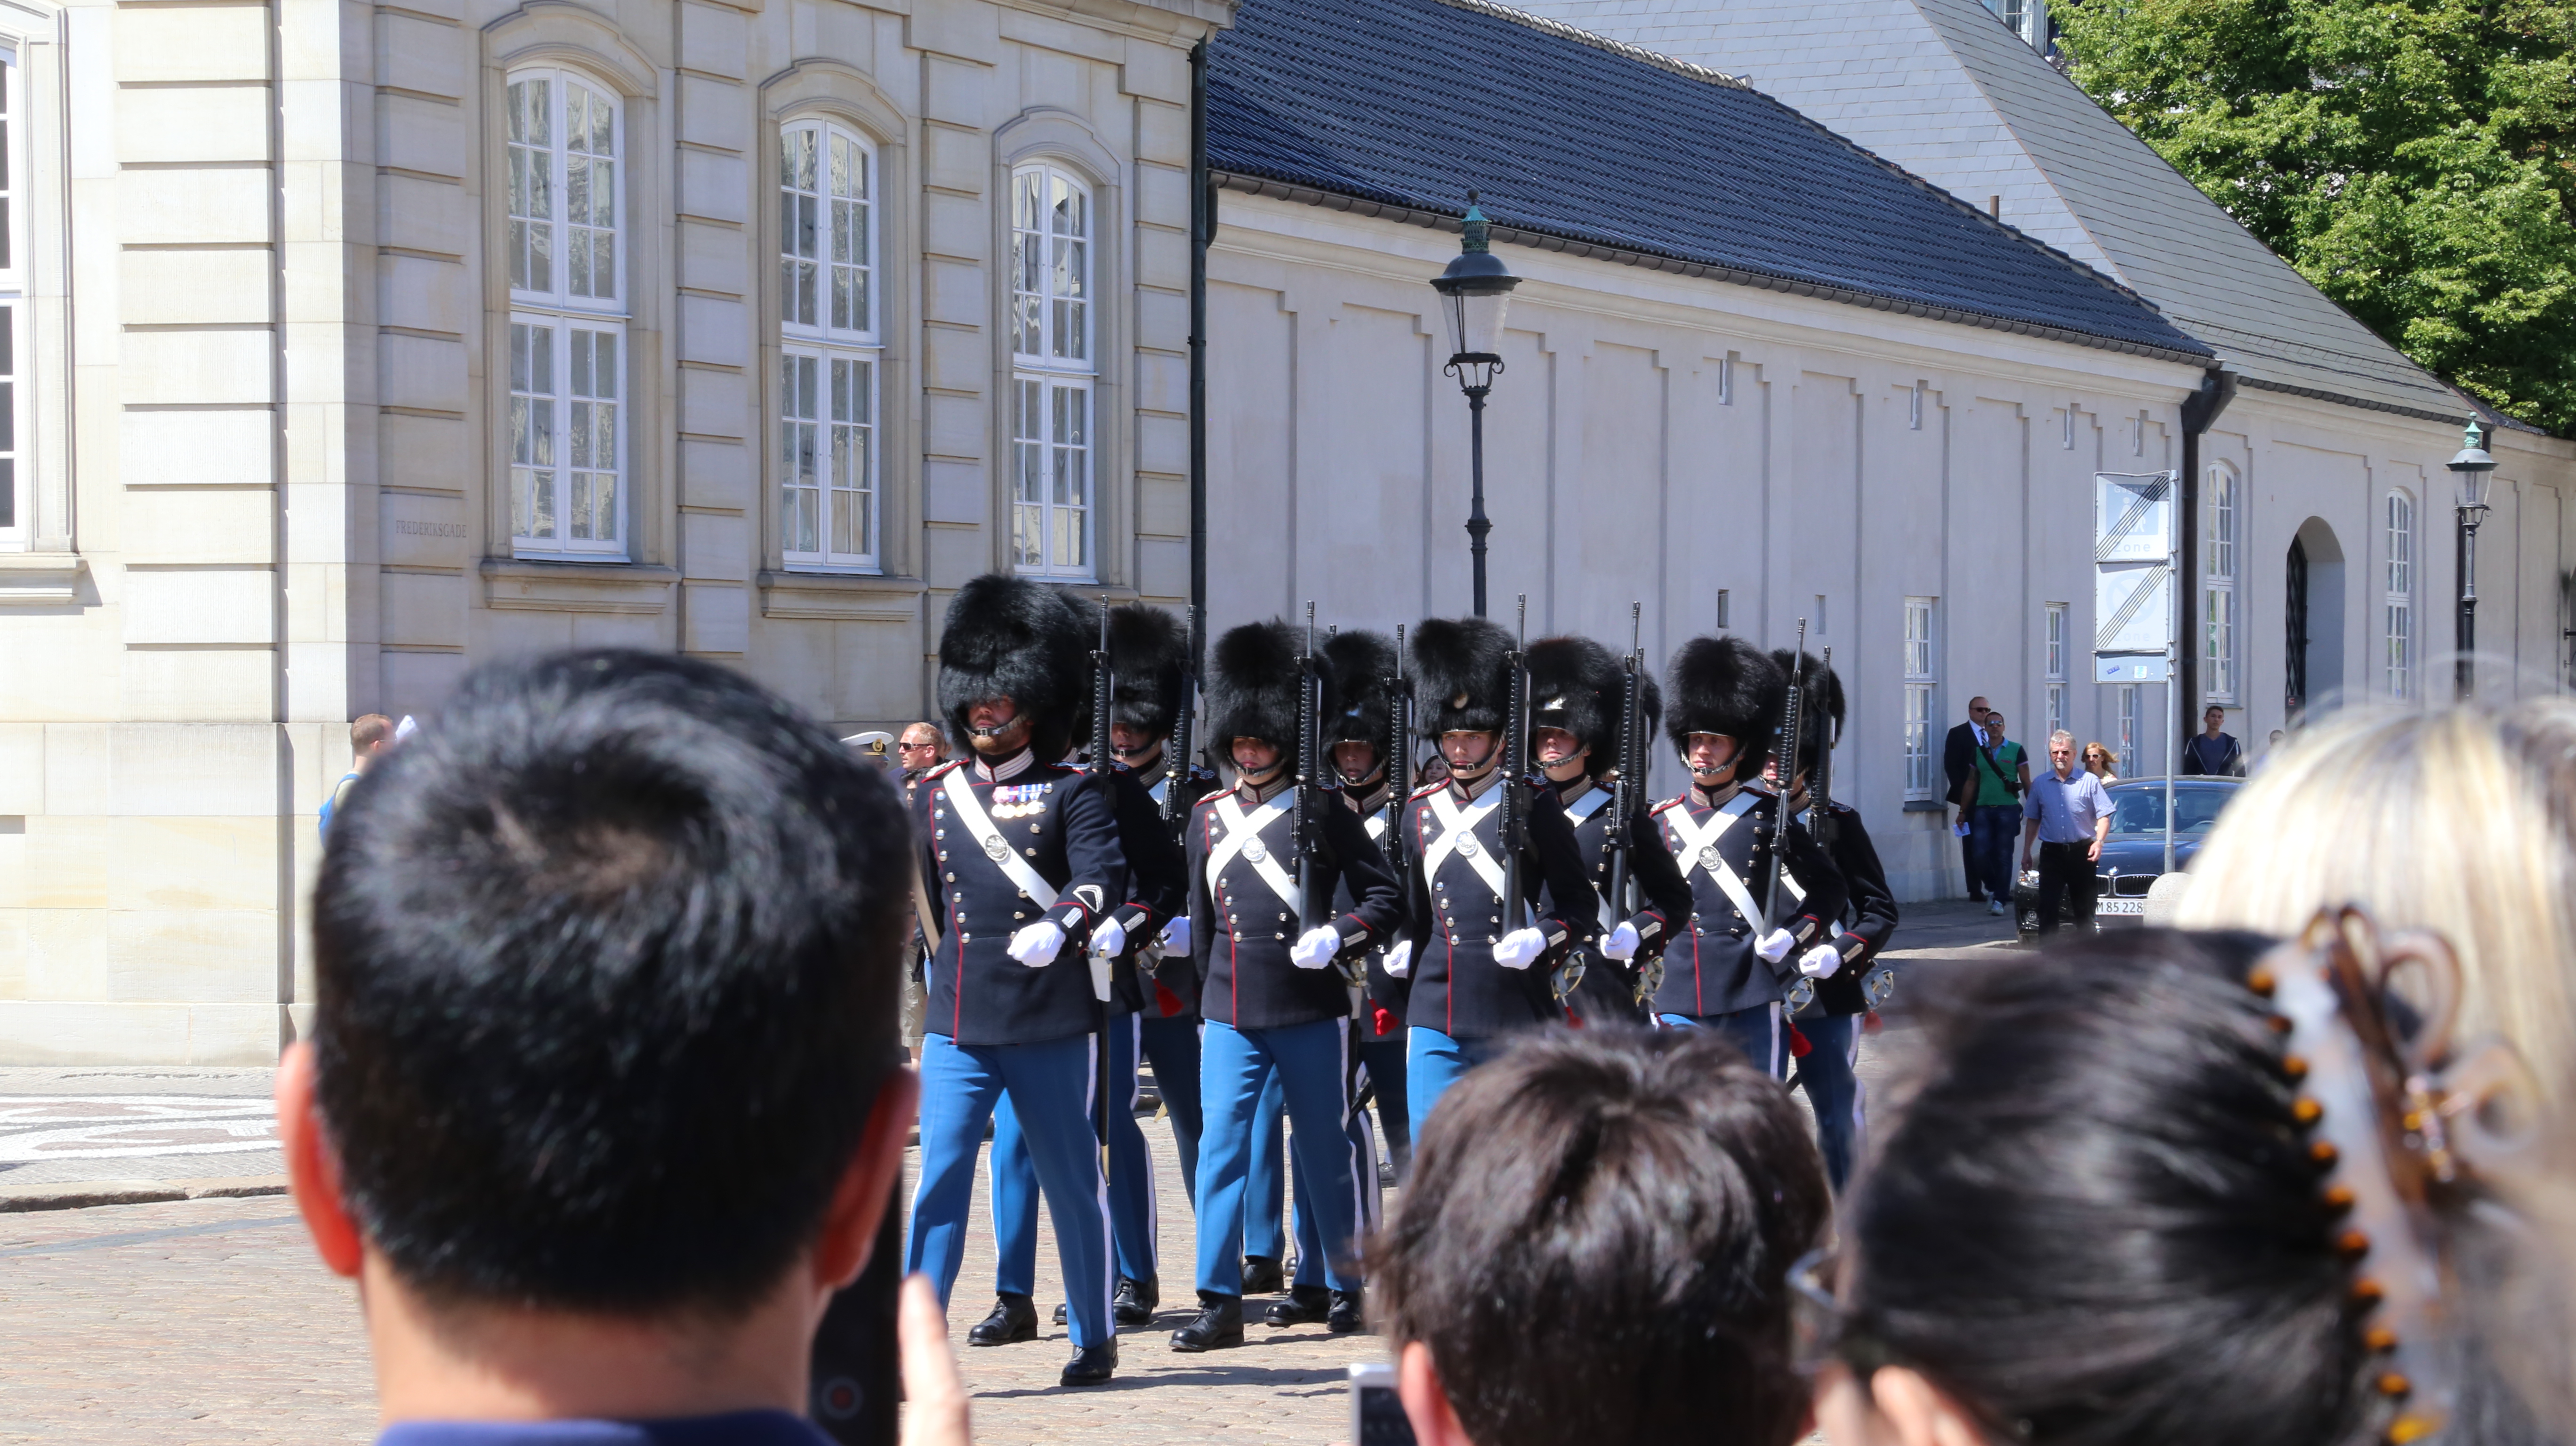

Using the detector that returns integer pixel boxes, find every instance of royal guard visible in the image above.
[1384,617,1595,1143]
[982,597,1194,1338]
[1169,620,1403,1352]
[1770,650,1900,1190]
[1525,635,1695,1025]
[902,575,1128,1387]
[1647,636,1845,1078]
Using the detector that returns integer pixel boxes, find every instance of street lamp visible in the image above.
[2449,416,2497,699]
[1430,192,1520,618]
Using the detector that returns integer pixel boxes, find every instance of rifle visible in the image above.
[1605,601,1644,925]
[1786,643,1829,1014]
[1763,619,1808,976]
[1293,602,1326,939]
[1163,603,1199,831]
[1500,596,1533,934]
[1087,597,1116,1172]
[1385,623,1414,901]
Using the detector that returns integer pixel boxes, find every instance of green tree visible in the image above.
[2056,0,2576,433]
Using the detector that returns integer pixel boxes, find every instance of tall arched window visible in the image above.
[2386,490,2415,699]
[506,68,626,558]
[778,119,878,570]
[0,50,25,553]
[1009,162,1093,579]
[2203,462,2238,703]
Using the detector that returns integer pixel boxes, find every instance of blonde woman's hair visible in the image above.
[2176,700,2576,1107]
[2082,741,2117,774]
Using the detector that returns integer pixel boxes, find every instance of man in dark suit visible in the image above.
[1941,697,1993,901]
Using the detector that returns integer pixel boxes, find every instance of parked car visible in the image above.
[2014,777,2242,935]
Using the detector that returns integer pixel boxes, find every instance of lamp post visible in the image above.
[2449,417,2497,699]
[1430,192,1520,618]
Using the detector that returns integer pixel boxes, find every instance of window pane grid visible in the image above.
[781,122,874,342]
[2386,491,2415,699]
[1903,598,1937,799]
[2204,464,2238,701]
[509,316,622,557]
[779,346,877,569]
[1011,164,1090,368]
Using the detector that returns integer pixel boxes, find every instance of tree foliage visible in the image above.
[2056,0,2576,432]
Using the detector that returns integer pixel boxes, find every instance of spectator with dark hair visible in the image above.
[2180,704,2244,776]
[1378,1028,1830,1446]
[280,649,966,1446]
[318,713,395,838]
[1807,926,2551,1446]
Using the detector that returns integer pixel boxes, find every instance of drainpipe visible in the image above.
[2176,368,2236,751]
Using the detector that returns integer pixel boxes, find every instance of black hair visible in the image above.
[1377,1028,1830,1446]
[1849,929,2383,1446]
[311,649,911,1318]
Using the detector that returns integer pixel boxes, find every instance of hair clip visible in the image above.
[2256,907,2545,1446]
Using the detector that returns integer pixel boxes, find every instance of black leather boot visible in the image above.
[1327,1288,1366,1334]
[1052,1301,1069,1325]
[967,1293,1038,1347]
[1264,1284,1330,1326]
[1239,1254,1286,1294]
[1060,1338,1118,1386]
[1113,1275,1160,1325]
[1167,1292,1245,1352]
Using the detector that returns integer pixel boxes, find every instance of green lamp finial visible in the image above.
[1462,189,1490,254]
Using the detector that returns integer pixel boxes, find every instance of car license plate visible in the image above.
[2096,898,2147,916]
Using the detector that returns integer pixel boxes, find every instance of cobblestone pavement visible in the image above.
[0,1111,1377,1446]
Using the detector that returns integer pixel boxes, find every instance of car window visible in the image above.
[2109,787,2232,834]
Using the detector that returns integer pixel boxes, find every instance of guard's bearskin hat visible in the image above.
[1664,635,1782,766]
[1108,603,1191,740]
[1409,617,1514,738]
[1322,630,1398,750]
[936,574,1092,762]
[1527,635,1619,777]
[1769,649,1846,763]
[1207,619,1330,751]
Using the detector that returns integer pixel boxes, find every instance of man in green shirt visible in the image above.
[1965,711,2029,916]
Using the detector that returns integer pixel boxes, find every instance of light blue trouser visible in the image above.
[1658,1003,1788,1079]
[1404,1027,1512,1147]
[905,1032,1113,1348]
[1243,1070,1287,1261]
[1138,1013,1206,1209]
[1790,1011,1864,1189]
[990,1013,1156,1293]
[1193,1019,1364,1296]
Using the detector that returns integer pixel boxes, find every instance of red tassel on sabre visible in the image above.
[1787,1023,1813,1059]
[1156,981,1186,1018]
[1373,1006,1398,1037]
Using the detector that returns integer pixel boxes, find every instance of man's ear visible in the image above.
[1868,1366,1991,1446]
[813,1066,923,1290]
[1398,1340,1477,1446]
[275,1040,364,1279]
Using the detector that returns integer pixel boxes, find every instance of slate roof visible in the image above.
[1513,0,2508,426]
[1204,0,2213,362]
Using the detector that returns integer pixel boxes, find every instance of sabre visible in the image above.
[1088,597,1116,1176]
[1764,619,1808,975]
[1164,603,1199,831]
[1500,595,1532,934]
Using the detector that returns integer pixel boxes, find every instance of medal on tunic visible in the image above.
[983,835,1010,861]
[1243,839,1269,864]
[1458,834,1481,857]
[1698,844,1723,872]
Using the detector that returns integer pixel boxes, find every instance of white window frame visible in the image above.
[1009,162,1095,580]
[2203,461,2239,704]
[778,118,881,572]
[506,67,628,560]
[2045,602,2069,740]
[0,48,27,553]
[1904,597,1938,801]
[2386,489,2415,700]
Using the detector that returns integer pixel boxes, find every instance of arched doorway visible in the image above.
[2286,518,2346,720]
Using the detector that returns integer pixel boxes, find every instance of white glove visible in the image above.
[1797,941,1843,980]
[1755,927,1797,964]
[1494,927,1547,971]
[1008,920,1066,967]
[1159,916,1191,955]
[1384,940,1414,979]
[1088,916,1128,958]
[1291,925,1342,971]
[1600,921,1641,962]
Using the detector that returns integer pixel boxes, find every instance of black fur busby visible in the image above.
[1108,603,1191,740]
[1322,630,1398,748]
[1663,635,1783,765]
[1770,649,1846,762]
[1207,619,1333,751]
[936,574,1092,761]
[1409,617,1513,739]
[1527,635,1620,777]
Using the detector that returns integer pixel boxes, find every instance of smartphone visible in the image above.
[808,1179,905,1446]
[1348,1362,1418,1446]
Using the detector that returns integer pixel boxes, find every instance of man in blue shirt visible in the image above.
[280,649,966,1446]
[2019,730,2114,935]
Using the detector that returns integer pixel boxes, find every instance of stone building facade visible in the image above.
[0,0,1227,1062]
